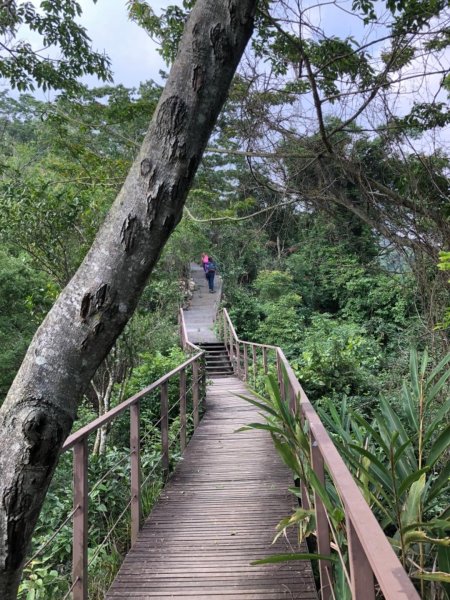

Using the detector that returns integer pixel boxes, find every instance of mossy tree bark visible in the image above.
[0,1,257,596]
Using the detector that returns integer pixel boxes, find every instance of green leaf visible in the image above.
[267,372,293,432]
[401,473,425,528]
[426,352,450,387]
[426,368,450,409]
[425,396,450,445]
[252,552,337,565]
[393,438,414,467]
[235,393,278,418]
[349,410,389,454]
[402,519,450,534]
[272,436,299,475]
[348,443,394,494]
[403,530,450,547]
[378,398,417,471]
[412,571,450,583]
[419,347,429,378]
[427,459,450,502]
[398,467,429,497]
[235,422,285,436]
[427,423,450,468]
[438,546,450,598]
[410,349,420,400]
[401,381,418,430]
[308,469,343,522]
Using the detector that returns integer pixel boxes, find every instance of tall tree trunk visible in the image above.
[0,1,256,596]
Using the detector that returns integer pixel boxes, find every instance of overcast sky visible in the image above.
[0,1,174,97]
[75,0,171,89]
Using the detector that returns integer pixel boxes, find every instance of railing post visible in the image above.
[73,438,88,600]
[223,311,227,351]
[310,432,332,600]
[263,346,268,374]
[193,360,199,429]
[298,406,310,511]
[161,381,169,478]
[130,401,141,546]
[252,345,257,386]
[179,310,185,350]
[229,335,234,371]
[347,515,375,600]
[201,356,207,409]
[180,368,187,452]
[276,351,285,402]
[243,344,248,381]
[289,381,297,415]
[236,342,241,379]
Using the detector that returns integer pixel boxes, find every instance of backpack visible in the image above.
[206,261,216,273]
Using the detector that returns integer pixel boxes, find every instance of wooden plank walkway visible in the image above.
[106,377,318,599]
[183,262,222,343]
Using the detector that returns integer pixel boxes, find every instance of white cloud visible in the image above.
[77,0,170,88]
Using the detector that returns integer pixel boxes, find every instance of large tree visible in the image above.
[0,0,257,596]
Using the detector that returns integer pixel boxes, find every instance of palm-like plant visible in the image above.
[319,349,450,598]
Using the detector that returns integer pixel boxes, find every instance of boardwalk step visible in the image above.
[197,342,234,376]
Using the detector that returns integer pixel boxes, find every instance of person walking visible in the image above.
[205,257,217,293]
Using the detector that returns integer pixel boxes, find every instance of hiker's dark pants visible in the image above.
[206,271,215,291]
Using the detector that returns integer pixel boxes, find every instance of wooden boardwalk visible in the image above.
[183,262,222,343]
[106,377,318,599]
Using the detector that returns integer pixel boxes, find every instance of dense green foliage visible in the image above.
[241,356,450,599]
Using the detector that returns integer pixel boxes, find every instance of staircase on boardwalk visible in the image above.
[197,342,233,377]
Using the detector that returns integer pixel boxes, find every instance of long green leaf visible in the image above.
[424,396,450,445]
[412,571,450,583]
[426,368,450,408]
[294,421,310,456]
[268,372,293,432]
[272,436,299,475]
[235,422,286,436]
[398,467,429,497]
[426,351,450,387]
[427,459,450,502]
[252,552,338,565]
[378,398,417,471]
[349,410,389,454]
[410,349,420,402]
[394,439,414,467]
[348,443,394,494]
[308,469,343,523]
[333,442,395,512]
[402,520,450,534]
[438,546,450,598]
[401,473,425,528]
[427,423,450,468]
[235,393,278,418]
[403,530,450,547]
[401,381,418,431]
[420,348,429,378]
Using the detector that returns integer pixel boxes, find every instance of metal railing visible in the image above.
[221,308,420,600]
[36,310,206,600]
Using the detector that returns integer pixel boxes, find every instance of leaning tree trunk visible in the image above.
[0,1,256,596]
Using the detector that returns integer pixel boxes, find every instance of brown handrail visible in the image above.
[221,308,420,600]
[179,307,204,353]
[47,311,206,600]
[62,353,202,451]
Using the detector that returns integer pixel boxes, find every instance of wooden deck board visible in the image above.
[106,377,318,599]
